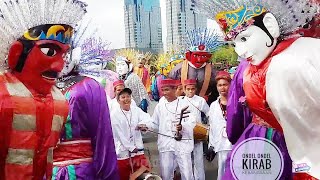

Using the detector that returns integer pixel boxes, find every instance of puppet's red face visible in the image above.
[186,51,212,68]
[8,40,70,94]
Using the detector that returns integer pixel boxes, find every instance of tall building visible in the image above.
[124,0,163,52]
[166,0,207,49]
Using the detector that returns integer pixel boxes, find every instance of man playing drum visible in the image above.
[207,71,233,180]
[182,79,209,180]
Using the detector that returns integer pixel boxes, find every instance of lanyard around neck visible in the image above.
[121,109,135,144]
[165,98,179,115]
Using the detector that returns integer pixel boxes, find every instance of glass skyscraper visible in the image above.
[124,0,163,52]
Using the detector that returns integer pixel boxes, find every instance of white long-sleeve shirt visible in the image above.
[151,97,196,153]
[110,105,151,160]
[182,95,210,123]
[208,97,232,152]
[108,97,137,112]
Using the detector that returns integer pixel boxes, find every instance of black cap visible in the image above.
[118,88,132,97]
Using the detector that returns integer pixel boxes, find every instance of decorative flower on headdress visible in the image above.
[215,4,265,39]
[226,19,256,40]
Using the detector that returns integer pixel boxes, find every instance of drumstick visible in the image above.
[146,129,192,140]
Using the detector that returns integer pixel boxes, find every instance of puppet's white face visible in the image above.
[233,25,277,66]
[116,61,129,76]
[84,58,103,72]
[58,49,81,77]
[232,13,280,66]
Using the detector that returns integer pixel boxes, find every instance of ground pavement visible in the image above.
[143,100,219,180]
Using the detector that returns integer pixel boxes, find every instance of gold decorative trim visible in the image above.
[51,86,66,101]
[6,148,34,165]
[47,147,53,163]
[12,114,36,131]
[6,82,32,97]
[52,115,64,131]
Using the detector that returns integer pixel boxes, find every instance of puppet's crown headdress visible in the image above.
[170,54,184,63]
[0,0,87,61]
[156,53,170,70]
[193,0,319,39]
[65,17,113,76]
[185,28,224,52]
[137,52,152,61]
[115,49,139,64]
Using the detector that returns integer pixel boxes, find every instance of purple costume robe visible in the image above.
[226,60,252,144]
[223,60,292,179]
[52,76,120,180]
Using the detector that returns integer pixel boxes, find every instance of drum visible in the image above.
[193,123,209,141]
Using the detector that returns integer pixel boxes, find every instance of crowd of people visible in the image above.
[0,0,319,180]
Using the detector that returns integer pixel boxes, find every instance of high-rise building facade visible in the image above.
[166,0,207,49]
[124,0,163,52]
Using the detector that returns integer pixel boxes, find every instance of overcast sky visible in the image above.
[82,0,220,50]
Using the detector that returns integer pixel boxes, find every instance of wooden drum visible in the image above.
[193,122,209,142]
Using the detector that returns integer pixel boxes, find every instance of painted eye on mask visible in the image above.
[41,47,57,57]
[240,37,247,42]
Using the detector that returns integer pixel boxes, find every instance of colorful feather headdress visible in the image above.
[137,51,153,66]
[156,53,171,70]
[115,49,139,65]
[185,28,224,52]
[64,17,113,77]
[156,50,184,76]
[0,0,87,65]
[193,0,319,39]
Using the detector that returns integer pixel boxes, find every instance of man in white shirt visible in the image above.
[110,88,151,180]
[109,80,136,111]
[182,79,209,180]
[150,79,196,180]
[208,71,233,180]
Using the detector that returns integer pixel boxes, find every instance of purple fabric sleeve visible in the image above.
[226,60,252,145]
[72,78,119,179]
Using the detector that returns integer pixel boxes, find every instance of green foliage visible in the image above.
[105,61,116,71]
[210,45,239,67]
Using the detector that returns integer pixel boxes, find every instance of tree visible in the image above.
[210,45,239,69]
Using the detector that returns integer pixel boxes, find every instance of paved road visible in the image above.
[143,135,219,180]
[143,101,219,180]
